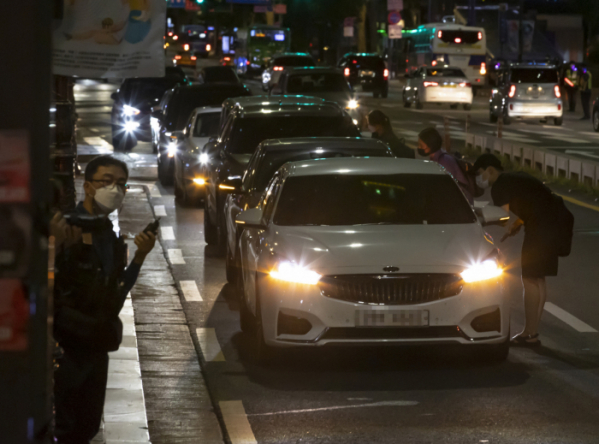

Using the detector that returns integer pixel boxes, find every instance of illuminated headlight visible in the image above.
[199,153,209,164]
[353,119,358,125]
[193,178,205,186]
[270,261,321,285]
[123,105,140,116]
[124,121,140,132]
[461,260,502,284]
[346,99,359,110]
[262,72,271,82]
[167,143,177,158]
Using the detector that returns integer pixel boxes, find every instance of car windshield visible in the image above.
[120,78,181,104]
[510,68,559,84]
[287,73,350,93]
[228,116,359,155]
[273,174,476,226]
[193,113,221,138]
[274,56,314,67]
[348,56,385,70]
[202,68,239,83]
[254,148,391,191]
[426,68,466,77]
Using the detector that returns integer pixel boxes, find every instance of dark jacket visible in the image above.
[373,130,415,159]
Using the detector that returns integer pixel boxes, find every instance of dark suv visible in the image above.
[338,53,389,98]
[202,102,360,246]
[110,67,187,152]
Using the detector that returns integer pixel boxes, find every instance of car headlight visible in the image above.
[123,105,140,116]
[346,99,359,110]
[124,121,140,132]
[269,261,321,285]
[167,143,177,158]
[199,153,209,164]
[461,259,502,283]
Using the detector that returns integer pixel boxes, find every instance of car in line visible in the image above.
[110,67,188,152]
[197,66,242,85]
[235,157,511,364]
[489,63,563,126]
[172,51,198,69]
[338,52,389,98]
[261,52,315,91]
[171,106,221,206]
[202,101,361,247]
[152,83,251,185]
[403,66,473,110]
[270,66,362,124]
[223,137,395,283]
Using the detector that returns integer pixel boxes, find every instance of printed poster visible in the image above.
[53,0,166,78]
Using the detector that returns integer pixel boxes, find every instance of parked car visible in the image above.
[270,67,361,124]
[223,137,395,284]
[338,52,389,98]
[172,106,221,206]
[153,83,251,185]
[403,66,473,110]
[235,157,511,363]
[197,66,242,85]
[261,52,315,91]
[110,67,187,151]
[489,63,563,126]
[202,101,360,246]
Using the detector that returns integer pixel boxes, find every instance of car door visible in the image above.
[153,89,173,146]
[175,112,195,187]
[206,115,234,223]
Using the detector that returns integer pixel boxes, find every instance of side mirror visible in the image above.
[479,205,510,227]
[170,130,185,140]
[235,208,265,229]
[202,141,219,155]
[220,176,242,192]
[111,92,119,101]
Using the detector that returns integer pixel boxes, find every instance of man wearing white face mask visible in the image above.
[54,155,156,444]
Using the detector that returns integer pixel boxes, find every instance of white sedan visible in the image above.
[236,157,510,364]
[403,66,473,110]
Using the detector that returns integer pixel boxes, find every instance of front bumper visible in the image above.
[507,100,563,118]
[258,275,508,348]
[182,161,207,199]
[422,87,473,104]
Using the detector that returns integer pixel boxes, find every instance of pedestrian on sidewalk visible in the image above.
[472,154,573,347]
[579,64,592,120]
[53,155,156,444]
[367,110,415,159]
[564,61,578,112]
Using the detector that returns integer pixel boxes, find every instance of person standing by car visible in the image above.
[473,154,573,347]
[368,110,414,159]
[564,61,578,112]
[579,65,593,120]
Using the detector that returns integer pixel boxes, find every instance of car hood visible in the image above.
[270,223,494,275]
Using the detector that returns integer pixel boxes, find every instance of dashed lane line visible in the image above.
[180,280,202,302]
[160,226,175,240]
[167,249,185,265]
[544,302,598,333]
[219,401,257,444]
[196,328,225,362]
[153,205,167,217]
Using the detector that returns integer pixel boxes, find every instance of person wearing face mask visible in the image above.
[368,110,415,159]
[473,154,571,348]
[53,155,156,444]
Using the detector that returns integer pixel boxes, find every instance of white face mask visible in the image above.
[368,125,377,134]
[476,174,489,189]
[93,183,125,214]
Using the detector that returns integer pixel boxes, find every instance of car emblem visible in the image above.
[383,266,400,273]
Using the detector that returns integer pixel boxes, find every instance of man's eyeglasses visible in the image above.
[91,179,129,192]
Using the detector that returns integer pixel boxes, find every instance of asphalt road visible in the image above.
[75,73,599,444]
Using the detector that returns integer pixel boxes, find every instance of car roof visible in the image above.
[260,137,391,153]
[273,52,312,58]
[192,106,222,115]
[343,52,382,58]
[285,67,343,75]
[222,95,326,109]
[235,102,344,118]
[283,157,446,177]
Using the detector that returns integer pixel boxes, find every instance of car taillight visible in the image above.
[480,62,487,75]
[383,69,389,78]
[191,56,197,61]
[172,35,178,41]
[459,82,471,87]
[344,68,350,76]
[424,81,439,87]
[431,60,437,66]
[273,66,284,71]
[174,55,181,60]
[224,57,231,61]
[558,104,562,111]
[455,37,462,43]
[508,84,516,98]
[184,44,189,51]
[554,85,561,98]
[478,32,483,40]
[246,60,250,65]
[206,44,212,51]
[437,30,442,39]
[168,32,173,37]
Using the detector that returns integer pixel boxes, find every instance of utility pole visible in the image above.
[518,0,524,63]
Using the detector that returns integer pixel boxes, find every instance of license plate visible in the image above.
[442,84,457,88]
[355,310,429,327]
[359,70,374,77]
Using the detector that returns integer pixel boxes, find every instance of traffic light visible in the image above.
[195,0,204,3]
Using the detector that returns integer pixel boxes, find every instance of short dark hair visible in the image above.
[418,127,443,152]
[84,155,129,182]
[368,110,391,128]
[472,153,504,172]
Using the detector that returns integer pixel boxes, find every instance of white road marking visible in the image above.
[247,400,419,417]
[219,401,257,444]
[180,280,202,302]
[149,183,162,198]
[154,205,167,217]
[84,136,112,148]
[546,136,591,144]
[167,249,186,265]
[160,226,175,240]
[197,328,225,362]
[544,302,598,333]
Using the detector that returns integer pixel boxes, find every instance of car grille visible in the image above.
[318,274,463,305]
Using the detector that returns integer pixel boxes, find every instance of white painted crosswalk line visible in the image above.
[160,226,175,240]
[154,205,167,217]
[167,249,186,265]
[149,183,162,198]
[180,280,202,302]
[219,401,257,444]
[544,302,598,333]
[84,136,112,148]
[197,328,225,362]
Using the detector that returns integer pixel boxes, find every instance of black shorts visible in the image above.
[521,223,559,278]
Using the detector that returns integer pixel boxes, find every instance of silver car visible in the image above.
[489,63,563,126]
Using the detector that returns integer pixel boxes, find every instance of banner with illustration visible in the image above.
[53,0,166,78]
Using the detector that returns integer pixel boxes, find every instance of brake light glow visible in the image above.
[383,69,389,78]
[432,60,437,66]
[273,66,284,71]
[168,32,173,37]
[246,60,250,65]
[480,62,487,75]
[224,57,231,61]
[174,55,181,60]
[191,56,197,61]
[508,84,516,98]
[455,37,462,43]
[558,104,562,111]
[206,44,212,51]
[478,32,483,40]
[184,44,189,51]
[459,82,471,87]
[172,35,178,41]
[424,81,439,87]
[554,85,561,98]
[437,30,442,39]
[344,68,350,76]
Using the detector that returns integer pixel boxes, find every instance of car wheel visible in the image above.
[225,240,238,284]
[403,91,411,108]
[502,108,511,125]
[415,92,423,109]
[463,104,472,111]
[475,335,510,364]
[450,104,458,109]
[381,86,388,99]
[112,126,124,151]
[158,158,174,186]
[182,182,203,207]
[203,206,219,245]
[554,116,563,126]
[174,176,183,201]
[593,109,599,132]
